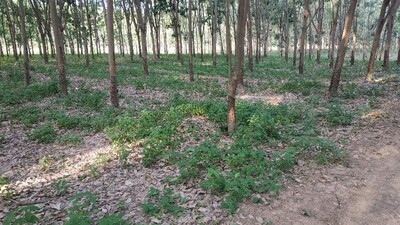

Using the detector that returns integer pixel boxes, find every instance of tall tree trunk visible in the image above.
[293,0,298,65]
[254,0,261,63]
[80,0,89,66]
[163,19,168,54]
[188,0,194,82]
[316,0,324,64]
[365,0,391,80]
[225,0,233,80]
[299,0,310,75]
[106,0,119,107]
[122,0,134,61]
[198,0,204,62]
[328,0,358,97]
[228,0,247,133]
[30,0,49,63]
[19,0,30,86]
[247,0,253,72]
[50,0,67,95]
[350,3,358,66]
[173,0,180,60]
[397,37,400,65]
[284,0,290,63]
[329,0,341,69]
[86,1,94,59]
[383,1,399,69]
[211,0,217,66]
[134,0,149,75]
[2,0,18,61]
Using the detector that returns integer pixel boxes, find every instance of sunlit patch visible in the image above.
[361,109,385,119]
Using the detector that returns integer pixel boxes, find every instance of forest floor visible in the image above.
[0,54,399,224]
[230,79,400,225]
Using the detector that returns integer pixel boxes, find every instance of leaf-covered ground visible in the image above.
[0,54,399,224]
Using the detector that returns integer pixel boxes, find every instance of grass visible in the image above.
[0,52,393,221]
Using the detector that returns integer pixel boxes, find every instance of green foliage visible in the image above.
[64,86,106,111]
[51,176,69,195]
[3,205,40,225]
[141,187,184,217]
[9,105,42,126]
[117,148,131,168]
[65,192,97,225]
[28,123,57,143]
[325,103,353,126]
[0,176,8,184]
[97,214,128,225]
[277,78,324,96]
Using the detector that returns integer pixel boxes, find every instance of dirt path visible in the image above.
[230,86,400,225]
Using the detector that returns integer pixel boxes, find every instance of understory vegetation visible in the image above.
[0,53,396,224]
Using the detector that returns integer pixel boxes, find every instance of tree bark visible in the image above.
[293,0,298,65]
[211,0,218,66]
[383,1,399,69]
[19,0,30,86]
[122,0,134,61]
[188,0,194,82]
[329,0,341,69]
[134,0,149,75]
[350,3,358,66]
[106,0,119,107]
[80,0,89,66]
[50,0,67,95]
[228,0,247,133]
[299,0,310,75]
[365,0,391,80]
[2,0,18,61]
[328,0,358,97]
[316,0,324,64]
[284,0,290,63]
[247,0,253,72]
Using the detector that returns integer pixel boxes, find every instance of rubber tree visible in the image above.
[328,0,358,97]
[106,0,119,107]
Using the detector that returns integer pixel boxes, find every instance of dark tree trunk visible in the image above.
[211,0,217,66]
[19,0,30,86]
[30,0,49,63]
[284,0,290,63]
[3,0,18,61]
[366,0,391,80]
[80,0,89,66]
[50,0,68,95]
[350,4,358,66]
[293,0,298,65]
[299,0,310,75]
[228,0,247,133]
[316,0,324,64]
[383,1,399,69]
[328,0,358,97]
[122,0,134,61]
[247,0,253,72]
[188,0,194,82]
[329,0,341,69]
[86,1,95,59]
[134,0,149,75]
[106,0,119,107]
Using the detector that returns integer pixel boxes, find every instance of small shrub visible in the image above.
[3,205,40,225]
[28,123,57,143]
[326,103,353,126]
[141,187,184,218]
[9,105,42,126]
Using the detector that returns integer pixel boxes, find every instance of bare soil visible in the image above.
[229,82,400,225]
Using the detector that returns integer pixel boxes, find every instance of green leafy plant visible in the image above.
[0,175,8,184]
[141,187,184,218]
[3,205,40,225]
[58,133,83,145]
[98,214,128,225]
[28,123,57,143]
[51,176,69,195]
[65,192,97,225]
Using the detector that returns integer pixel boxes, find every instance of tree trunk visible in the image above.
[188,0,194,82]
[211,0,217,66]
[365,0,391,80]
[228,0,247,133]
[50,0,67,95]
[299,0,310,75]
[247,0,253,72]
[397,37,400,65]
[284,0,290,63]
[328,0,358,97]
[86,1,94,59]
[329,0,342,69]
[225,0,233,80]
[134,0,149,75]
[2,0,18,61]
[19,0,30,86]
[350,3,358,66]
[383,1,399,69]
[198,0,204,62]
[80,0,89,66]
[293,0,298,65]
[316,0,324,64]
[30,0,49,63]
[122,0,134,61]
[106,0,119,107]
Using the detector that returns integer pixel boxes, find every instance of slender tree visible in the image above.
[19,0,30,86]
[106,0,119,107]
[299,0,310,75]
[293,0,298,65]
[211,0,218,66]
[188,0,194,82]
[247,0,253,72]
[328,0,342,69]
[350,2,359,66]
[228,0,247,133]
[134,0,150,75]
[365,0,391,80]
[316,0,324,64]
[2,0,18,61]
[383,0,400,69]
[328,0,358,97]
